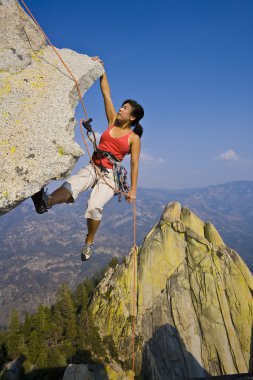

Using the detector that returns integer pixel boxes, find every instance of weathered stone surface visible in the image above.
[62,363,131,380]
[89,202,253,379]
[204,221,225,246]
[0,0,104,215]
[104,362,133,380]
[181,206,205,238]
[63,364,105,380]
[0,0,46,74]
[160,201,181,222]
[0,355,26,380]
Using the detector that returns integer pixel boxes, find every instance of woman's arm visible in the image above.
[92,57,117,126]
[100,72,117,126]
[126,135,141,203]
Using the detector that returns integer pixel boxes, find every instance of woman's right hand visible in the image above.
[92,56,104,66]
[94,57,116,124]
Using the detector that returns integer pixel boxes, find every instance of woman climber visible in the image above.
[31,56,144,261]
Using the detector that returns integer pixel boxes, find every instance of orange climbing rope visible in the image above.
[19,0,137,377]
[132,202,137,376]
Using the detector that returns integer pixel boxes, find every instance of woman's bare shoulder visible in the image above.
[130,131,141,142]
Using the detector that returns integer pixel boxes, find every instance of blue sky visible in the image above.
[22,0,253,189]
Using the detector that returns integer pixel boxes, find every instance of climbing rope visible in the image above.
[18,1,137,377]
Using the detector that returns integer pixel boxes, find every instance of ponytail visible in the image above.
[133,122,143,138]
[122,99,144,138]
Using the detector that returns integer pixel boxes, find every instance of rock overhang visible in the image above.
[0,0,104,215]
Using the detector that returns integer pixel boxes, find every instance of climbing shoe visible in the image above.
[31,187,51,214]
[81,242,94,261]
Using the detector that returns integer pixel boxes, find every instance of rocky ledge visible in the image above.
[0,0,104,215]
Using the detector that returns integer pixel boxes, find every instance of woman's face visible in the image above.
[117,103,135,124]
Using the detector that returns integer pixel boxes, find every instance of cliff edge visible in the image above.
[0,0,103,215]
[89,202,253,379]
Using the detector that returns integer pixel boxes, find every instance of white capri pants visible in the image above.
[61,163,115,221]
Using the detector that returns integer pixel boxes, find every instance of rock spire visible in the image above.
[89,202,253,379]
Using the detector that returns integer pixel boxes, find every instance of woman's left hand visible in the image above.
[125,189,136,203]
[92,56,104,66]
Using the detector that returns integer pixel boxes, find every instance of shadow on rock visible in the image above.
[1,354,26,380]
[21,366,66,380]
[62,363,109,380]
[141,324,210,380]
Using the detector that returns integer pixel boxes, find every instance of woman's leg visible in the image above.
[84,170,115,244]
[47,187,73,206]
[59,164,96,204]
[32,164,96,214]
[86,218,101,244]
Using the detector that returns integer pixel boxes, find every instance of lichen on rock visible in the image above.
[0,0,104,215]
[89,202,253,379]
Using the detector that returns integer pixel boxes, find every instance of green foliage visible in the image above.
[35,306,51,340]
[7,309,22,358]
[47,347,67,367]
[50,304,64,345]
[35,345,48,368]
[74,283,89,312]
[56,284,77,342]
[27,331,40,364]
[1,258,120,375]
[0,338,9,369]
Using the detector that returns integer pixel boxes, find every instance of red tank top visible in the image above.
[92,125,132,169]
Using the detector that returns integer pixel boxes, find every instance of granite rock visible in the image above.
[0,0,104,215]
[89,202,253,379]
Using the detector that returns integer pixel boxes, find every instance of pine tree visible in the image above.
[2,259,119,372]
[49,305,64,348]
[76,308,89,349]
[78,310,105,358]
[48,347,66,367]
[83,278,95,296]
[7,309,22,358]
[57,284,77,343]
[74,283,88,311]
[35,343,49,368]
[35,305,51,341]
[18,333,29,358]
[0,333,9,369]
[27,330,40,364]
[22,313,34,338]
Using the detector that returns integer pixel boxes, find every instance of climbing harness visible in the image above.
[18,1,138,378]
[94,149,130,201]
[82,120,130,201]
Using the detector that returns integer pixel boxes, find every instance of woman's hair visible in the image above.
[122,99,144,138]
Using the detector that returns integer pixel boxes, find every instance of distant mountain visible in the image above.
[0,180,252,327]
